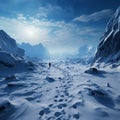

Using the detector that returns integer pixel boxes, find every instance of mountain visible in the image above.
[0,30,25,66]
[0,30,35,72]
[94,7,120,65]
[0,30,24,57]
[78,45,96,58]
[19,43,50,59]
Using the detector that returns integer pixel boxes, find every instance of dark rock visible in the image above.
[94,7,120,65]
[45,77,55,82]
[0,105,6,112]
[85,67,98,74]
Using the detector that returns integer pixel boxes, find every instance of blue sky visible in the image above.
[0,0,119,55]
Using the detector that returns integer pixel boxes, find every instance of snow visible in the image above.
[0,51,16,66]
[0,7,120,120]
[94,6,120,65]
[0,30,36,76]
[0,30,24,57]
[0,60,120,120]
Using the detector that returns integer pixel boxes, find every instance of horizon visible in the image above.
[0,0,119,57]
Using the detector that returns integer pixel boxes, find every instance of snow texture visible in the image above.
[0,60,120,120]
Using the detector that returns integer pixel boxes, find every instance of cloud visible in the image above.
[0,14,102,55]
[73,9,113,22]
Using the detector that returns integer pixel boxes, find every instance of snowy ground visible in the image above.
[0,60,120,120]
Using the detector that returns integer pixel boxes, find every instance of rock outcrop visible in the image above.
[94,7,120,64]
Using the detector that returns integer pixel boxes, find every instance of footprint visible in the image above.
[54,99,57,102]
[60,95,64,98]
[39,110,44,116]
[39,107,51,116]
[58,99,63,102]
[57,103,67,109]
[48,104,53,107]
[65,92,69,96]
[72,101,84,109]
[73,113,80,119]
[54,112,62,117]
[55,95,58,98]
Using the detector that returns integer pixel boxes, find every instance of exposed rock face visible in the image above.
[0,51,16,67]
[94,7,120,63]
[0,30,24,57]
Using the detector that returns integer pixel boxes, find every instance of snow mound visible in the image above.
[84,67,107,78]
[45,76,55,82]
[0,99,33,120]
[85,67,98,74]
[87,88,115,108]
[0,99,12,112]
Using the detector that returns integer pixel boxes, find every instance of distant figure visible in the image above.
[48,62,51,69]
[107,83,111,87]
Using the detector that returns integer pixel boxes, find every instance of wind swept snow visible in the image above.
[0,60,120,120]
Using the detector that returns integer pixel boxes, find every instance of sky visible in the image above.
[0,0,119,55]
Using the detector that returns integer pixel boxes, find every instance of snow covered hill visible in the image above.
[18,43,50,59]
[94,7,120,66]
[0,30,24,57]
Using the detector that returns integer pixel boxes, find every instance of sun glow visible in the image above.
[24,27,36,38]
[20,26,42,44]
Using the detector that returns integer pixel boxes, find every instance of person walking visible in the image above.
[48,62,51,69]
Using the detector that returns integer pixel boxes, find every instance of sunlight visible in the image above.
[24,27,36,38]
[21,26,42,44]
